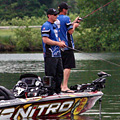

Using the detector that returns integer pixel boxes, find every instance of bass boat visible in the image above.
[0,71,110,119]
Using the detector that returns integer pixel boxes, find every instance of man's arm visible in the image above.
[68,16,81,35]
[42,37,66,48]
[68,23,79,34]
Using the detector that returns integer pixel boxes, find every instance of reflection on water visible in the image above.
[0,52,120,73]
[0,52,120,120]
[0,52,120,61]
[0,53,44,61]
[0,61,44,73]
[37,115,98,120]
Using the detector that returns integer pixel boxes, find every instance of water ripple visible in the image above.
[0,61,44,73]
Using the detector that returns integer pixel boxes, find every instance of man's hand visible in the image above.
[43,37,66,48]
[74,23,80,28]
[58,41,66,48]
[73,16,82,23]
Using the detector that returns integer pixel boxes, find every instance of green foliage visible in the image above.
[0,0,79,20]
[0,29,14,44]
[0,0,47,20]
[73,0,120,52]
[14,27,42,51]
[0,16,47,26]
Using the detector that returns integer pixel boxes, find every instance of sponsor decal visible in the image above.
[0,100,74,119]
[58,98,88,117]
[72,97,88,115]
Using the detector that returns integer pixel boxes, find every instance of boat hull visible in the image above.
[0,91,103,119]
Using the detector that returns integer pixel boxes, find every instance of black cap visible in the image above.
[58,2,71,10]
[47,8,59,15]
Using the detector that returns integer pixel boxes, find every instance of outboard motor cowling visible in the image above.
[0,86,15,100]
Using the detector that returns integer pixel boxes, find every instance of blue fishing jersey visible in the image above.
[41,21,61,58]
[56,15,75,50]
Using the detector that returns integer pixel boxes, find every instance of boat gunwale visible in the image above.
[0,91,103,108]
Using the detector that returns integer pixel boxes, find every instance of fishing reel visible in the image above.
[70,71,111,92]
[78,17,83,21]
[76,17,83,23]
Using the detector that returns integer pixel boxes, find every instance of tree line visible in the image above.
[0,0,119,52]
[0,0,77,20]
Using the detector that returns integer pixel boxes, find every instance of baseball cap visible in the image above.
[47,8,59,15]
[58,2,71,10]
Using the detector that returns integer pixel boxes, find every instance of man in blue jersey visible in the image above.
[41,8,66,95]
[56,2,81,93]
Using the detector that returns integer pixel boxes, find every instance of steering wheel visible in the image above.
[13,81,28,98]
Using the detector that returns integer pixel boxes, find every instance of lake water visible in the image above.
[0,52,120,120]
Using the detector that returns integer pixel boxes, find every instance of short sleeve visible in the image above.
[66,16,73,31]
[41,24,50,37]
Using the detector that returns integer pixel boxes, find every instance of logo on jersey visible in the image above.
[43,27,46,30]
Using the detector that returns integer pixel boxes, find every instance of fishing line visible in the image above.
[73,0,119,67]
[66,46,120,67]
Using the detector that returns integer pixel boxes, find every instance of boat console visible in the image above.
[13,74,55,98]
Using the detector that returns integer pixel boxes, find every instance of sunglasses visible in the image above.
[53,14,57,16]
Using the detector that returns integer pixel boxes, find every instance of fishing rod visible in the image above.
[66,46,120,67]
[78,0,115,21]
[74,0,119,66]
[66,46,80,52]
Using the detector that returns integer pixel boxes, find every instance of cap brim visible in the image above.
[68,5,71,8]
[53,11,59,15]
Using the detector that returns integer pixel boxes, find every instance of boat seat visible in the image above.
[0,86,15,100]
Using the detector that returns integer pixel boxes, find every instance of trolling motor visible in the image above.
[70,71,111,92]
